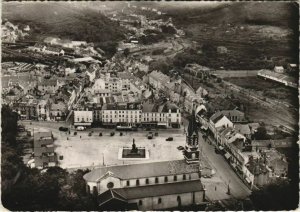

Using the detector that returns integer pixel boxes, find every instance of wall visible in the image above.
[99,176,121,194]
[129,191,204,210]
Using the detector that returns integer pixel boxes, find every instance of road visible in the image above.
[199,132,251,200]
[182,117,251,200]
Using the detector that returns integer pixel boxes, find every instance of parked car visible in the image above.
[59,127,68,132]
[110,132,115,136]
[77,126,85,131]
[166,137,173,141]
[147,132,153,139]
[177,146,184,150]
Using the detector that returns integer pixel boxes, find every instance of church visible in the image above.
[83,112,204,210]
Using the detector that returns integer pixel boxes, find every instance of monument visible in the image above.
[118,138,149,160]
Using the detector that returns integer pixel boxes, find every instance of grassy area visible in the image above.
[224,76,298,105]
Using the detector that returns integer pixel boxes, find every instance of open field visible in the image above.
[224,76,298,106]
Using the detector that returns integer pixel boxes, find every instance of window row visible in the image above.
[126,174,193,187]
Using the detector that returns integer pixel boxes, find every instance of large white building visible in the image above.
[74,110,93,126]
[84,160,204,210]
[100,101,181,128]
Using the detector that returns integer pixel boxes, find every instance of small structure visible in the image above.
[274,66,284,73]
[118,139,149,160]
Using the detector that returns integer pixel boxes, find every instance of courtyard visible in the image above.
[54,128,186,169]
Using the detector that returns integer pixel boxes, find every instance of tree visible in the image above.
[123,48,130,57]
[254,126,269,140]
[250,180,298,210]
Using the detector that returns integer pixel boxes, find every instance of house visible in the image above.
[274,66,284,73]
[262,149,288,178]
[83,160,204,210]
[212,110,247,123]
[37,99,50,121]
[209,113,233,138]
[86,69,96,82]
[13,95,38,120]
[37,78,58,94]
[74,110,93,127]
[245,158,271,188]
[148,71,170,90]
[234,124,251,139]
[33,131,57,169]
[196,87,208,98]
[49,101,67,121]
[93,77,123,94]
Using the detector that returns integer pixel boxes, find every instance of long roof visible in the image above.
[112,180,204,199]
[83,159,199,182]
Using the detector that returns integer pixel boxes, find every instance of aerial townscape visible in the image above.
[1,1,299,211]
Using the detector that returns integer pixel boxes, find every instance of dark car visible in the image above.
[177,146,184,150]
[59,127,68,132]
[147,132,153,139]
[166,137,173,141]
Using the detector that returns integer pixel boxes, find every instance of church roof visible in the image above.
[83,160,199,182]
[187,111,198,137]
[113,180,204,199]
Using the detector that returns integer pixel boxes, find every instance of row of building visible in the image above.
[74,100,181,128]
[197,107,289,189]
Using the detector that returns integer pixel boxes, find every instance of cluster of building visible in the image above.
[197,106,290,189]
[32,131,57,169]
[83,109,205,210]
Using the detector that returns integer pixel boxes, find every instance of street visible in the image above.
[182,116,251,200]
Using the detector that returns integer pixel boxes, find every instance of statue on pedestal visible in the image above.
[131,139,138,153]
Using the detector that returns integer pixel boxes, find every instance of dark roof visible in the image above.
[187,111,198,137]
[84,160,199,182]
[98,189,127,207]
[210,113,225,124]
[113,180,204,199]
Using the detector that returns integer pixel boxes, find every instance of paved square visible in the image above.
[54,129,187,169]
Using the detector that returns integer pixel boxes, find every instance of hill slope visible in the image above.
[2,2,127,44]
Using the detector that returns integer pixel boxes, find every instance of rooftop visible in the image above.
[83,159,199,182]
[113,180,204,200]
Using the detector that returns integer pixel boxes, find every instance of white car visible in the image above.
[77,126,85,131]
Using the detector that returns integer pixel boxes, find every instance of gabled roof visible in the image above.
[83,159,199,182]
[210,113,225,124]
[113,180,204,200]
[98,189,127,207]
[234,124,251,135]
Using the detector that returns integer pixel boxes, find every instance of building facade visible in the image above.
[83,160,204,210]
[33,131,57,169]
